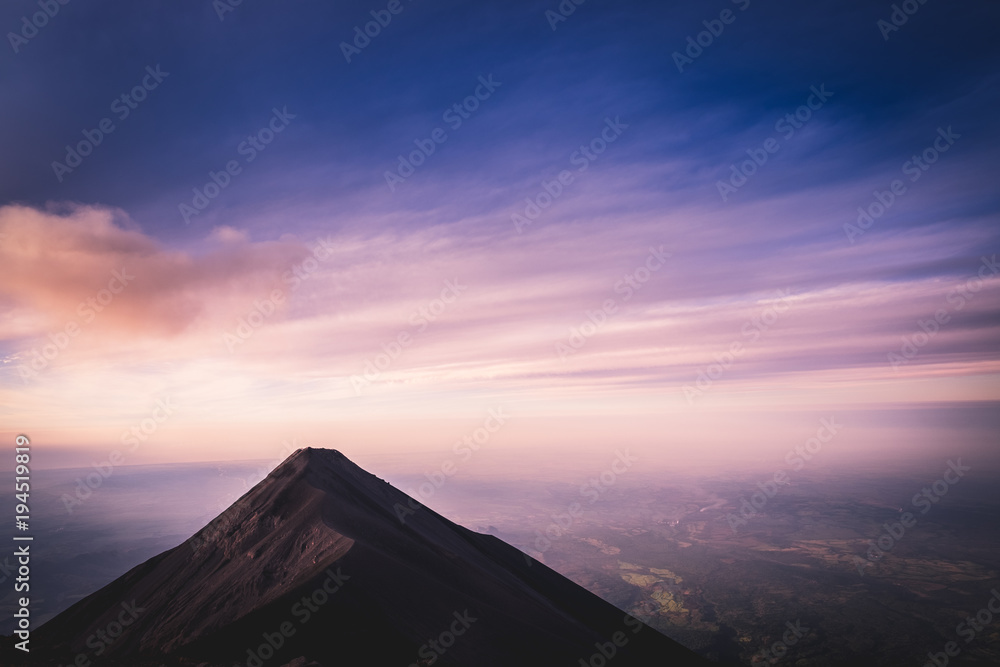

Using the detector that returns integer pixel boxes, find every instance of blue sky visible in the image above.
[3,0,997,237]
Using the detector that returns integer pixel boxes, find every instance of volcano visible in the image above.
[24,448,713,666]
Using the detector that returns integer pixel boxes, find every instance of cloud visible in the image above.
[207,226,251,244]
[0,204,311,339]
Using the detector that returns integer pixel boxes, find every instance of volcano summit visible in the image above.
[17,448,712,666]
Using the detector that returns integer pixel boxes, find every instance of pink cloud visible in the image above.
[0,204,311,338]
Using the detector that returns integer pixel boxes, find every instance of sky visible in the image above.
[1,0,998,470]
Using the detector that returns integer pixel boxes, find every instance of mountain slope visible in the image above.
[28,448,714,666]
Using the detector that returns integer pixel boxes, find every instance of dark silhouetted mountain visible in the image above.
[17,448,714,666]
